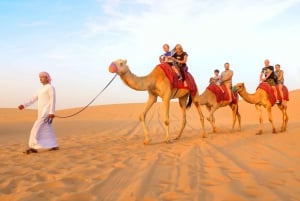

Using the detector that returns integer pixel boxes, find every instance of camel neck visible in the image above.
[120,70,150,91]
[239,88,260,104]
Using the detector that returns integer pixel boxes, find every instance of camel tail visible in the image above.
[186,93,193,109]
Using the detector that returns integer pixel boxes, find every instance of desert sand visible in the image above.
[0,89,300,201]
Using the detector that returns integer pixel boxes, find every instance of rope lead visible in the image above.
[55,74,117,119]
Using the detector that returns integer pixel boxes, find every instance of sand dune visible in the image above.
[0,90,300,201]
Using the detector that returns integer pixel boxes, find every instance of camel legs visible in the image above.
[139,94,157,144]
[206,105,218,133]
[266,105,276,134]
[230,104,241,131]
[174,97,188,140]
[277,103,288,132]
[195,102,207,138]
[255,104,276,135]
[236,110,242,131]
[162,97,171,143]
[230,104,237,130]
[255,105,264,134]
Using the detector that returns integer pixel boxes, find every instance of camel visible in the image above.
[108,59,207,144]
[197,84,241,133]
[233,82,288,134]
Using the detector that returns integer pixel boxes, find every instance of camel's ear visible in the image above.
[124,59,127,64]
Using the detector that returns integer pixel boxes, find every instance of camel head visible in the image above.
[109,59,129,76]
[232,83,245,93]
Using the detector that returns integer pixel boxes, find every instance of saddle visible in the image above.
[159,63,198,96]
[275,85,289,102]
[207,83,238,104]
[257,82,289,105]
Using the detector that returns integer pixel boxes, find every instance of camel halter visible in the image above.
[232,86,237,92]
[50,74,117,120]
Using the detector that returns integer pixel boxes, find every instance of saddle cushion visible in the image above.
[257,82,276,105]
[276,85,289,101]
[159,63,198,96]
[207,83,238,104]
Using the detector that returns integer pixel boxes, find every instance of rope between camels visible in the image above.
[53,74,117,119]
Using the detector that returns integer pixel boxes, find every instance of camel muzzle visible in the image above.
[109,62,117,73]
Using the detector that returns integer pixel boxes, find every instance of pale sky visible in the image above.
[1,0,300,109]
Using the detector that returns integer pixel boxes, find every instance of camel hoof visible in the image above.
[280,128,286,132]
[165,140,173,144]
[174,137,180,140]
[256,130,263,135]
[202,134,208,138]
[272,129,277,134]
[144,139,151,145]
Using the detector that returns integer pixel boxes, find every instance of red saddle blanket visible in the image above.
[276,85,289,101]
[206,83,238,104]
[257,82,289,105]
[159,63,198,96]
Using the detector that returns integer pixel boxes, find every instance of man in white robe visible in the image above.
[18,71,59,154]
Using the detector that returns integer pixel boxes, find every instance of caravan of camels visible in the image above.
[108,56,288,145]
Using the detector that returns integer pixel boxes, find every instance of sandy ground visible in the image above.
[0,89,300,201]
